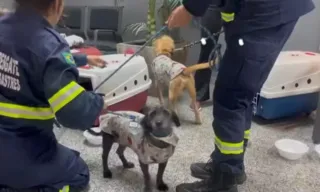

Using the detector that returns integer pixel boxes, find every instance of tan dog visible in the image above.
[152,35,215,124]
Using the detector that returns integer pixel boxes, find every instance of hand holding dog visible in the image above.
[167,5,192,29]
[87,55,106,68]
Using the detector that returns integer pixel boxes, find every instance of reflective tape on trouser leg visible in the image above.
[59,185,70,192]
[215,136,244,155]
[244,129,250,140]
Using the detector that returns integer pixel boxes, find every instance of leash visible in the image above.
[96,25,223,121]
[93,26,168,92]
[54,26,167,130]
[78,18,225,138]
[197,23,223,69]
[55,19,223,131]
[173,29,223,70]
[189,18,224,69]
[93,22,223,92]
[174,30,223,52]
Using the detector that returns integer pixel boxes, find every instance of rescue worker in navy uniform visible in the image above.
[53,53,106,128]
[0,0,108,191]
[167,0,315,192]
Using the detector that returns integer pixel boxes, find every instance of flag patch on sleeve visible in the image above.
[62,52,75,65]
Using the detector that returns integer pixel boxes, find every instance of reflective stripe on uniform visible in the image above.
[215,136,244,155]
[49,81,85,113]
[244,130,250,139]
[59,185,70,192]
[0,102,54,120]
[221,12,235,22]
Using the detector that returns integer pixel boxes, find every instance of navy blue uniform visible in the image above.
[73,53,88,67]
[195,5,222,102]
[0,8,104,191]
[183,0,315,174]
[52,53,88,128]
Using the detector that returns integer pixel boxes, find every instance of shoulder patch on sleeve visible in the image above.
[62,52,75,65]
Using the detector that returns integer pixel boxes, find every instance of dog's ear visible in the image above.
[140,106,150,115]
[140,115,152,133]
[140,106,152,132]
[171,111,180,127]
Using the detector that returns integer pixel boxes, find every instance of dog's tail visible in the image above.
[182,62,213,76]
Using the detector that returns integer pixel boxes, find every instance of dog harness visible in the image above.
[152,55,186,84]
[100,111,179,164]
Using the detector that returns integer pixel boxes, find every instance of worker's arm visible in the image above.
[43,44,105,130]
[183,0,235,22]
[182,0,216,17]
[73,53,107,68]
[72,53,88,67]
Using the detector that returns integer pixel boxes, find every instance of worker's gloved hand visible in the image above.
[221,12,235,22]
[87,55,107,68]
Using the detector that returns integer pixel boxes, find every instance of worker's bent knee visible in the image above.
[68,157,90,190]
[53,157,90,191]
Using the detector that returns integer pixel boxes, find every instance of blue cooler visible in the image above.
[254,51,320,120]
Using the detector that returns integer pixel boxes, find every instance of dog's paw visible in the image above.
[144,186,152,192]
[195,120,202,125]
[123,162,135,169]
[103,170,112,178]
[157,183,169,191]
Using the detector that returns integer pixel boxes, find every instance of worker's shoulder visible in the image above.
[44,26,68,44]
[29,26,69,60]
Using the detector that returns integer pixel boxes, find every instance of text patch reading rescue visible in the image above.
[0,51,21,91]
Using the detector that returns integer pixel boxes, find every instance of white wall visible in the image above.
[2,0,320,64]
[0,0,13,8]
[64,0,320,64]
[283,0,320,52]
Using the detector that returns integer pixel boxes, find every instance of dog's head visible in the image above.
[154,35,175,57]
[140,106,180,138]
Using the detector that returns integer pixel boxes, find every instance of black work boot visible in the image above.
[176,165,238,192]
[190,160,247,184]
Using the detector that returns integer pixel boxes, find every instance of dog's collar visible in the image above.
[149,132,179,147]
[156,52,172,57]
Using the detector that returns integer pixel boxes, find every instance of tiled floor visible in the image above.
[56,96,320,192]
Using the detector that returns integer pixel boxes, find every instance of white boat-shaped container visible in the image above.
[77,53,152,125]
[254,51,320,119]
